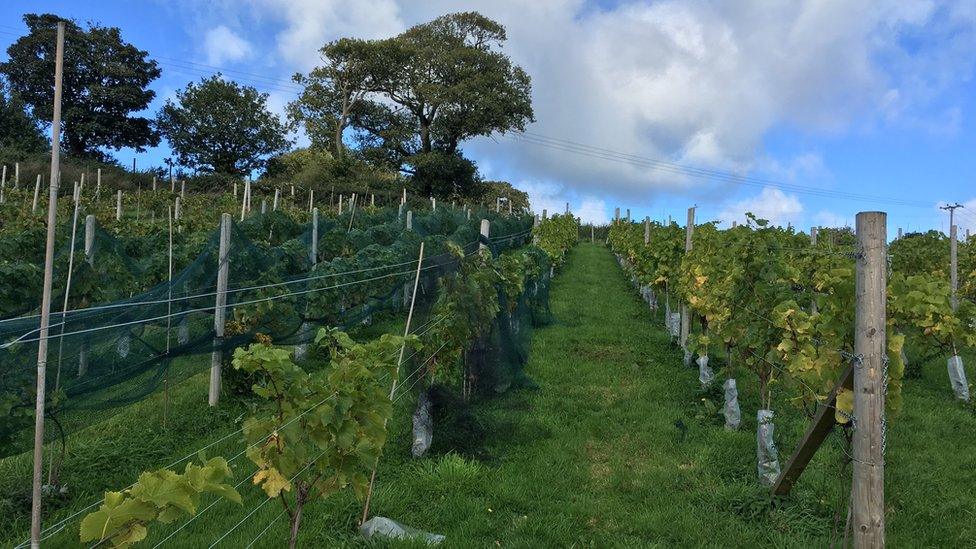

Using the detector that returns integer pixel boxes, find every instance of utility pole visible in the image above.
[940,203,963,311]
[31,21,65,549]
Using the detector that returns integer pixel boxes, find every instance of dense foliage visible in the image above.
[1,13,160,159]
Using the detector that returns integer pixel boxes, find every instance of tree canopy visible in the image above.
[0,13,160,159]
[157,76,292,177]
[0,77,47,153]
[289,12,534,198]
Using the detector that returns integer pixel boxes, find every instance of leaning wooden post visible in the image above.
[479,219,490,252]
[950,224,958,311]
[209,213,232,406]
[853,211,886,548]
[680,207,695,365]
[116,189,122,221]
[31,21,65,548]
[32,175,41,213]
[310,208,319,265]
[361,241,426,524]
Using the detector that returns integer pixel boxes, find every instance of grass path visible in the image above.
[3,242,974,547]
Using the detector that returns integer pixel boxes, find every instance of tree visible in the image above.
[292,11,534,197]
[157,76,292,176]
[367,12,534,158]
[0,14,160,159]
[407,151,480,198]
[0,77,47,153]
[288,38,376,157]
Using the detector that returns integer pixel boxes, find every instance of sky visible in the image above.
[2,0,976,238]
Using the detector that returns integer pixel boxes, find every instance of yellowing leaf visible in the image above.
[835,389,854,424]
[253,467,291,498]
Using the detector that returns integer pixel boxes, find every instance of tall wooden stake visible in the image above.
[950,224,958,312]
[165,205,174,427]
[853,211,886,548]
[361,241,425,525]
[310,208,319,265]
[680,207,695,364]
[31,21,64,549]
[479,219,490,252]
[209,214,231,406]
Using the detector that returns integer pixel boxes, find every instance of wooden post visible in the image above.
[115,190,123,221]
[310,208,319,265]
[261,199,267,214]
[644,217,650,244]
[950,224,958,311]
[31,21,64,548]
[174,196,181,221]
[180,180,186,199]
[152,176,157,191]
[680,207,695,365]
[626,208,630,221]
[95,168,101,200]
[398,202,404,220]
[565,202,569,214]
[432,197,436,211]
[402,187,406,204]
[14,162,19,186]
[361,241,426,524]
[209,213,231,406]
[32,175,41,213]
[406,210,413,230]
[897,227,902,240]
[614,207,620,221]
[543,208,548,220]
[338,194,343,214]
[1,165,6,189]
[853,211,886,548]
[165,205,173,427]
[508,199,512,215]
[308,189,314,213]
[234,182,238,198]
[811,227,819,315]
[371,193,375,207]
[84,214,95,264]
[273,188,280,211]
[479,219,490,252]
[591,224,595,243]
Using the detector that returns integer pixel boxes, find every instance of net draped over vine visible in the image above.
[0,207,536,456]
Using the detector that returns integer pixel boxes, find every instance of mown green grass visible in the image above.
[2,242,975,547]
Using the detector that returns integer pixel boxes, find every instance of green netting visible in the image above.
[0,206,534,457]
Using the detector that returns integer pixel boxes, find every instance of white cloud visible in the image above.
[202,25,254,65]
[576,198,609,225]
[185,0,976,213]
[719,187,804,227]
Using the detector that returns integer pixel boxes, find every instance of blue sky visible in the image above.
[2,0,976,237]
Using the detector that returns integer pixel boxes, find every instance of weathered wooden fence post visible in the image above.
[116,190,123,221]
[310,208,319,265]
[479,218,490,252]
[853,211,886,548]
[680,207,695,366]
[209,213,232,406]
[950,224,958,311]
[32,175,41,213]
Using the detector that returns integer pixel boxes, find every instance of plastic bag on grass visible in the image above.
[697,355,715,387]
[947,355,970,401]
[412,389,433,458]
[361,516,444,545]
[757,409,780,487]
[723,378,741,430]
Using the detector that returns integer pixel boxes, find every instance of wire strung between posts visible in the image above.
[243,509,287,549]
[205,451,325,549]
[17,387,342,549]
[150,467,260,548]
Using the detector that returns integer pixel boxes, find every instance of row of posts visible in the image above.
[621,206,887,548]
